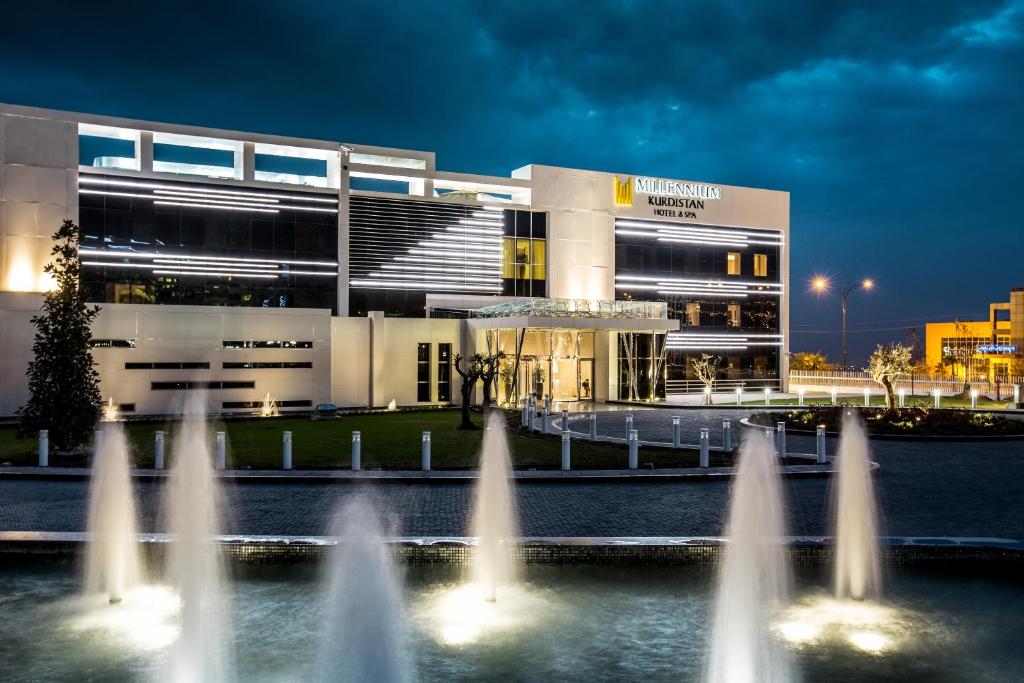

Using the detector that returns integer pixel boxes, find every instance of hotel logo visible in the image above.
[613,176,633,206]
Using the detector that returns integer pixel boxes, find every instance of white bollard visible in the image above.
[898,388,905,408]
[215,431,225,470]
[282,431,293,470]
[970,389,978,410]
[798,388,805,406]
[589,411,598,441]
[351,431,362,471]
[543,395,551,414]
[528,398,537,432]
[38,430,48,467]
[561,430,571,471]
[735,387,743,405]
[541,408,550,434]
[933,389,941,409]
[625,413,634,441]
[831,388,838,405]
[672,416,681,448]
[723,420,732,452]
[776,421,786,455]
[863,388,870,407]
[1014,384,1021,404]
[627,429,638,469]
[521,398,528,427]
[703,386,712,404]
[816,425,827,464]
[154,431,165,469]
[422,431,431,471]
[561,409,569,431]
[699,428,709,468]
[763,387,771,406]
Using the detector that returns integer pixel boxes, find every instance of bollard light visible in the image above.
[722,419,732,452]
[776,421,786,455]
[763,386,771,406]
[672,416,681,449]
[863,388,870,407]
[627,429,639,470]
[38,429,49,467]
[282,431,293,470]
[898,388,905,408]
[422,431,431,471]
[933,389,942,409]
[798,387,805,406]
[561,409,569,432]
[699,428,710,468]
[561,429,571,471]
[215,431,226,470]
[154,431,165,470]
[816,425,827,464]
[589,411,598,441]
[831,388,838,405]
[703,386,712,404]
[625,413,634,442]
[351,431,362,471]
[970,389,978,410]
[736,387,743,405]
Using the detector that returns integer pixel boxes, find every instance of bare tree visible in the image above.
[690,353,721,405]
[479,352,504,409]
[454,353,484,429]
[866,343,912,411]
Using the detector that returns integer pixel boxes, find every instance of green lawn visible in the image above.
[0,409,731,471]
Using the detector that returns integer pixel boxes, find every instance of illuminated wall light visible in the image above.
[145,263,281,275]
[408,248,501,260]
[614,218,782,240]
[153,259,278,271]
[617,274,784,288]
[349,279,501,292]
[368,272,501,283]
[279,270,338,277]
[79,175,339,203]
[445,227,503,236]
[6,258,37,292]
[382,264,497,276]
[152,189,280,204]
[656,290,750,298]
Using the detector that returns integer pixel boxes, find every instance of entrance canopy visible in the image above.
[467,298,679,333]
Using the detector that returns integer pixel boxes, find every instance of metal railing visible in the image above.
[472,298,668,320]
[789,370,1024,396]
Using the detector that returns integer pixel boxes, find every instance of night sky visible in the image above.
[2,1,1021,365]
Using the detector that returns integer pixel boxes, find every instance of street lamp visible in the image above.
[812,276,874,370]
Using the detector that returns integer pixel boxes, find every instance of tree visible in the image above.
[690,353,721,405]
[478,352,504,409]
[866,343,912,411]
[454,353,484,429]
[790,351,836,371]
[17,220,102,450]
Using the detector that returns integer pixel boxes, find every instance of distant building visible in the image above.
[0,103,790,416]
[925,290,1024,383]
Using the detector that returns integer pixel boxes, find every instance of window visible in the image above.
[728,304,741,328]
[223,399,312,409]
[685,302,701,327]
[126,362,211,370]
[222,361,313,369]
[727,252,741,275]
[151,381,255,390]
[222,340,314,349]
[438,343,452,402]
[754,253,768,277]
[502,238,546,281]
[417,343,431,402]
[90,339,137,348]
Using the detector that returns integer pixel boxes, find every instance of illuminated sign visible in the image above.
[634,177,722,200]
[613,176,633,206]
[977,344,1017,354]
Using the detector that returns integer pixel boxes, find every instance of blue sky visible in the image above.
[2,1,1022,364]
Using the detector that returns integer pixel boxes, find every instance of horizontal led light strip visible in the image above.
[349,279,501,292]
[153,269,277,279]
[79,188,336,214]
[617,275,783,288]
[382,264,499,276]
[79,175,338,204]
[79,249,337,268]
[615,218,783,242]
[369,272,501,283]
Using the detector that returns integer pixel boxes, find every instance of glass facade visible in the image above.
[438,343,452,402]
[417,343,431,402]
[348,195,545,317]
[615,220,784,392]
[78,175,339,312]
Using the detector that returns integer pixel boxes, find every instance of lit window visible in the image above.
[728,304,741,327]
[685,302,701,327]
[502,237,546,280]
[754,253,768,277]
[727,252,741,275]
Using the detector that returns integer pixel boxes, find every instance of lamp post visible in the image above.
[813,277,874,370]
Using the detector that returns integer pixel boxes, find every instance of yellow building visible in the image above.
[925,289,1024,383]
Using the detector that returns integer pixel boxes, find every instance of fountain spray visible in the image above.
[833,411,882,601]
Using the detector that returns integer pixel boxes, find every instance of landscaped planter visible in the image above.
[747,406,1024,439]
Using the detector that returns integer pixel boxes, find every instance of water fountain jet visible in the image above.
[706,431,792,683]
[833,411,882,601]
[319,495,410,683]
[469,411,521,603]
[83,422,141,605]
[163,394,231,682]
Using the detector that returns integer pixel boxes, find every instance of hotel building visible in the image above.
[0,104,789,416]
[925,290,1024,383]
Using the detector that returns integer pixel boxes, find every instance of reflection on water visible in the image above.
[0,566,1021,682]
